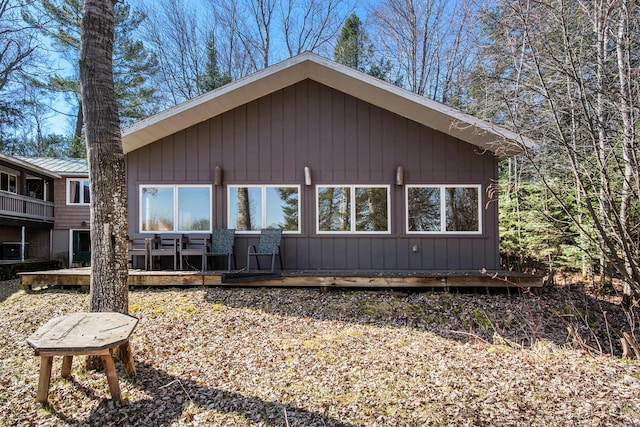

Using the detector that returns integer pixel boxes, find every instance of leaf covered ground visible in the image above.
[1,278,639,426]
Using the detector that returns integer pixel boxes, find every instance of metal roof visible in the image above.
[122,52,535,159]
[0,153,61,178]
[16,156,88,176]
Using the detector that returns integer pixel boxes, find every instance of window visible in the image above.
[228,185,300,233]
[140,185,212,232]
[67,179,90,205]
[317,185,390,233]
[406,185,481,233]
[0,171,17,193]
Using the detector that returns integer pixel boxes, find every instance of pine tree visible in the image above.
[333,14,372,73]
[24,0,157,139]
[80,0,129,313]
[198,33,232,93]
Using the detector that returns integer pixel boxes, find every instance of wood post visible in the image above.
[101,354,121,401]
[36,356,53,404]
[119,342,136,376]
[61,356,73,378]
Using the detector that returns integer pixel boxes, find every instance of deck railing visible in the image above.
[0,191,54,223]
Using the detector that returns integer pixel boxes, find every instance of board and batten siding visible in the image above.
[126,79,500,271]
[53,178,90,231]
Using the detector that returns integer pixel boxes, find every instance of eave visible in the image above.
[122,53,535,160]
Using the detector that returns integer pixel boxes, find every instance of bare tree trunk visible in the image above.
[80,0,129,314]
[237,187,252,230]
[74,101,84,140]
[594,0,611,282]
[615,0,638,303]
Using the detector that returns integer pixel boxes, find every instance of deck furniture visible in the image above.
[180,234,208,270]
[246,228,283,272]
[202,228,236,271]
[149,234,178,270]
[26,312,138,404]
[128,237,150,270]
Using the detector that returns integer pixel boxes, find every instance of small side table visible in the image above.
[27,312,138,404]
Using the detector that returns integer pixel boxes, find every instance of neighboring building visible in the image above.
[0,154,57,262]
[122,53,534,272]
[15,157,91,266]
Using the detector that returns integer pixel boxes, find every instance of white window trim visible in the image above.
[0,171,18,194]
[405,184,482,235]
[316,184,391,234]
[139,184,212,233]
[227,184,301,234]
[66,178,90,205]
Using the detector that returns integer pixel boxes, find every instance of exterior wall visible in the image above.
[51,229,70,266]
[53,178,90,231]
[51,177,90,267]
[126,79,500,271]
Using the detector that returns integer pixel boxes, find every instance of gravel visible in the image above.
[1,278,639,426]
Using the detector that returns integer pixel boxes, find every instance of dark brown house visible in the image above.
[122,53,533,272]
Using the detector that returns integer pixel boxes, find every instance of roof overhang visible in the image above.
[122,53,535,159]
[0,153,61,179]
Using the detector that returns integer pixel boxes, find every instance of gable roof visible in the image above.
[122,52,535,159]
[16,156,88,177]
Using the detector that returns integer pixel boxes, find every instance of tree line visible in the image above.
[2,0,639,299]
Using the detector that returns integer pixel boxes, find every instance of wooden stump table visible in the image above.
[26,312,138,404]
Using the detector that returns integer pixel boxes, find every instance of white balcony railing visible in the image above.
[0,191,54,223]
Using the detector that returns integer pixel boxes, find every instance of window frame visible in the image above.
[227,184,301,234]
[139,184,212,233]
[66,178,91,205]
[316,184,391,234]
[405,184,482,235]
[0,171,17,194]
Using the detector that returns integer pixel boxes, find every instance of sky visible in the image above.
[42,0,372,138]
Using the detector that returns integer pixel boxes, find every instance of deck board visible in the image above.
[19,268,542,291]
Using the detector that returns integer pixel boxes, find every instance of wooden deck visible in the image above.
[19,268,543,292]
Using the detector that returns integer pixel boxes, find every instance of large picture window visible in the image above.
[317,185,390,233]
[67,178,90,205]
[228,185,300,233]
[406,185,481,233]
[140,185,211,232]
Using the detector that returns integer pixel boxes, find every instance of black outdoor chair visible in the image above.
[246,228,283,272]
[180,234,208,270]
[127,237,150,270]
[202,229,236,271]
[149,234,178,270]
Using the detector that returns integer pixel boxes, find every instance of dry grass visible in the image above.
[1,279,639,426]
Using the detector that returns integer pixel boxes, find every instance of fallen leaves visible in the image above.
[0,279,638,426]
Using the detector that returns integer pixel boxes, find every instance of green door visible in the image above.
[72,230,91,264]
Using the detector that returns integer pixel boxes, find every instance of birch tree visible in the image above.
[80,0,129,313]
[368,0,478,102]
[476,0,640,301]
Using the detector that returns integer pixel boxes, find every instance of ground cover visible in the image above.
[1,278,638,426]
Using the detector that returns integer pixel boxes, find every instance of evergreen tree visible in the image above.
[24,0,158,140]
[198,33,232,93]
[81,0,130,314]
[334,14,372,73]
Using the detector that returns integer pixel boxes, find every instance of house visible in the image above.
[0,154,90,267]
[0,154,56,262]
[122,52,534,272]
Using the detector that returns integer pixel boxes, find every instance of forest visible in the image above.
[1,0,639,300]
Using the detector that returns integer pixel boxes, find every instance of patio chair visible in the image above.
[149,234,178,270]
[246,228,283,272]
[202,229,236,271]
[127,237,150,270]
[180,234,208,270]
